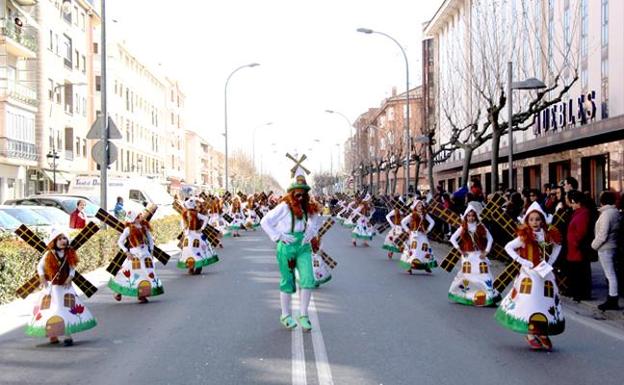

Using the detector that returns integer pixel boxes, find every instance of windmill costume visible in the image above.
[448,204,499,306]
[398,200,437,273]
[351,195,375,245]
[260,154,321,331]
[382,207,404,257]
[26,228,98,344]
[178,197,219,274]
[494,201,564,350]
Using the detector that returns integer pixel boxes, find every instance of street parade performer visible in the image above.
[399,200,437,274]
[228,197,246,237]
[28,228,97,346]
[495,201,564,351]
[382,201,405,259]
[109,210,163,303]
[448,203,499,306]
[351,195,375,247]
[178,197,219,275]
[244,195,261,230]
[260,166,321,332]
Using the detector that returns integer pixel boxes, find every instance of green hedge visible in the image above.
[0,215,180,305]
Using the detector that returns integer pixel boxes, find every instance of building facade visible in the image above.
[0,0,38,203]
[424,0,624,200]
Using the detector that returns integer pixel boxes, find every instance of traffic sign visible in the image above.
[92,140,118,166]
[87,116,122,140]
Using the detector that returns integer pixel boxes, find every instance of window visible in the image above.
[75,136,81,157]
[93,42,99,54]
[601,0,609,48]
[62,34,72,67]
[95,76,101,92]
[462,261,471,274]
[74,49,80,69]
[73,6,78,26]
[64,83,73,114]
[144,257,153,268]
[479,262,488,274]
[580,0,588,58]
[63,293,76,308]
[421,243,429,252]
[520,277,533,294]
[80,12,86,31]
[82,139,86,157]
[132,257,141,269]
[193,239,200,248]
[41,294,51,310]
[48,79,54,100]
[48,29,53,50]
[544,280,554,298]
[81,55,86,73]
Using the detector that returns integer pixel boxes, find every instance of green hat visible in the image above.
[287,173,310,192]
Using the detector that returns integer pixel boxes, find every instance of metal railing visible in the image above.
[1,20,37,52]
[64,150,74,161]
[7,81,37,106]
[0,138,38,160]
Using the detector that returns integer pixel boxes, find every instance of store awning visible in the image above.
[41,170,70,185]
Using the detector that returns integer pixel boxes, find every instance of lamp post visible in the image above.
[357,27,411,196]
[46,149,59,192]
[506,61,546,190]
[224,63,260,192]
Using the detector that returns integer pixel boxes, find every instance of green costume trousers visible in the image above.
[276,232,315,293]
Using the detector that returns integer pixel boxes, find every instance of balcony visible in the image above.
[1,19,37,58]
[0,138,38,161]
[6,82,37,106]
[64,150,74,161]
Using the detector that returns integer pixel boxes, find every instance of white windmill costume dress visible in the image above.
[382,209,404,253]
[178,198,219,271]
[244,202,261,229]
[448,204,499,306]
[495,202,565,336]
[351,201,375,241]
[27,229,97,338]
[399,202,437,271]
[108,211,164,298]
[228,202,246,230]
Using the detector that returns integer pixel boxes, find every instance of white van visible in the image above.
[68,175,174,212]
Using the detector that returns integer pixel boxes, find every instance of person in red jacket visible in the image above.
[69,199,87,229]
[565,190,593,302]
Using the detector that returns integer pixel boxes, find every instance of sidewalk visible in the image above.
[431,240,624,327]
[0,242,180,336]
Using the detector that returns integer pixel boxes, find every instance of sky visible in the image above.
[107,0,442,188]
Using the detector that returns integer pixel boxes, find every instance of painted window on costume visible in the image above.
[520,278,533,294]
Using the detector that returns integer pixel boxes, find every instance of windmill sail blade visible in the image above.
[254,207,264,219]
[440,248,462,272]
[173,200,184,214]
[317,218,335,239]
[427,200,462,229]
[152,246,171,266]
[106,250,127,276]
[15,225,46,253]
[70,222,100,250]
[143,204,158,222]
[393,231,409,250]
[375,222,390,234]
[319,250,337,269]
[73,271,98,297]
[222,213,233,224]
[177,231,184,241]
[493,261,521,293]
[203,224,222,248]
[16,274,40,299]
[95,208,125,233]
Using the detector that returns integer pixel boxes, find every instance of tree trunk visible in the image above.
[461,146,474,188]
[415,159,422,193]
[376,167,381,195]
[384,169,390,195]
[490,129,501,192]
[392,169,399,194]
[427,144,435,194]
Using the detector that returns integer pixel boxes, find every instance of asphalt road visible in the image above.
[1,223,624,385]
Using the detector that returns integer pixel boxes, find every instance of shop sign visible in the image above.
[535,90,598,135]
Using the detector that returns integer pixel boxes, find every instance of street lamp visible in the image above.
[357,27,411,196]
[507,62,546,190]
[46,149,60,192]
[224,63,260,192]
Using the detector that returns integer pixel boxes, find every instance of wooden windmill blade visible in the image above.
[70,222,100,250]
[237,191,247,201]
[319,250,337,269]
[428,228,446,243]
[202,224,222,248]
[143,204,158,222]
[15,224,47,253]
[222,213,234,223]
[551,210,569,229]
[16,275,41,299]
[427,200,462,228]
[486,206,517,240]
[199,192,209,201]
[489,243,511,262]
[440,248,462,273]
[376,222,391,234]
[152,246,171,266]
[493,261,521,293]
[317,218,335,239]
[106,249,127,276]
[73,271,98,297]
[95,208,125,233]
[393,231,409,250]
[254,207,264,219]
[173,200,184,214]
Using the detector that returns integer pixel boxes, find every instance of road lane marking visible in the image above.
[292,297,307,385]
[566,311,624,343]
[309,297,335,385]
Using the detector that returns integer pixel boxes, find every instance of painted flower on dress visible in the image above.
[70,304,85,315]
[122,269,131,278]
[148,272,155,279]
[35,312,42,321]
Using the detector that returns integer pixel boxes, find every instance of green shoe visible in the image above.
[280,315,297,329]
[298,315,312,332]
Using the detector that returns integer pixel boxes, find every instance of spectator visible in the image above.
[505,192,524,221]
[554,186,568,213]
[565,190,593,302]
[69,199,87,229]
[543,184,557,214]
[561,176,579,192]
[114,197,125,221]
[591,191,621,311]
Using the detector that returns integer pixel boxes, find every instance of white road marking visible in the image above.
[309,297,335,385]
[566,311,624,343]
[292,296,307,385]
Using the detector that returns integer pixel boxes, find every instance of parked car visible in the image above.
[0,210,22,232]
[27,206,70,228]
[0,206,53,234]
[4,194,100,222]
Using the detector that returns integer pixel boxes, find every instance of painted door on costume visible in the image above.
[46,315,65,337]
[138,280,151,297]
[528,313,548,335]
